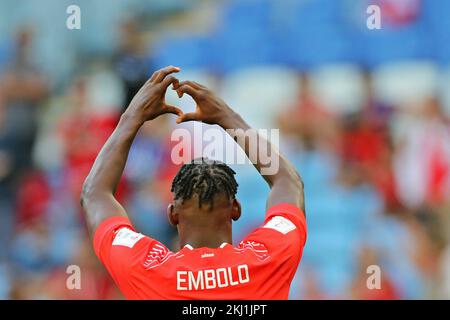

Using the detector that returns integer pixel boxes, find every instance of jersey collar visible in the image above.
[183,243,229,250]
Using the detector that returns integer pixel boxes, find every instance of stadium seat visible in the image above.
[285,25,354,70]
[372,61,439,108]
[438,66,450,117]
[0,41,12,72]
[219,0,271,29]
[421,0,450,65]
[0,264,10,299]
[359,25,431,68]
[152,35,215,71]
[309,64,366,115]
[220,66,300,128]
[212,27,275,73]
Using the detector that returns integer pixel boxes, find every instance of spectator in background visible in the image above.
[0,26,48,276]
[58,77,125,212]
[0,82,16,265]
[393,98,450,209]
[0,26,48,173]
[278,74,339,152]
[113,18,152,112]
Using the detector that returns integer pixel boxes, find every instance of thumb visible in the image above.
[176,112,200,124]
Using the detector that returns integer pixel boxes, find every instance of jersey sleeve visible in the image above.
[239,203,307,281]
[93,216,170,297]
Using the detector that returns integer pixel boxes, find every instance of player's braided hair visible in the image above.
[171,157,238,208]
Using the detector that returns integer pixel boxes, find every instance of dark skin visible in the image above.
[81,66,305,248]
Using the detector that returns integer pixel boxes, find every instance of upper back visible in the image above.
[94,204,307,300]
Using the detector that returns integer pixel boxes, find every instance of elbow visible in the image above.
[288,169,306,212]
[291,172,305,197]
[80,178,111,208]
[80,179,93,208]
[274,156,304,190]
[293,169,304,191]
[80,184,87,208]
[280,165,304,191]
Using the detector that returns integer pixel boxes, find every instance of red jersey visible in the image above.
[93,203,307,299]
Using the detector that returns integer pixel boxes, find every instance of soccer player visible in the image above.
[80,66,307,299]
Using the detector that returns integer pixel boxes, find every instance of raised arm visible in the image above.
[80,66,182,235]
[174,81,305,214]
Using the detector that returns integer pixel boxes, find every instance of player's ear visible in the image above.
[231,199,241,221]
[167,203,179,226]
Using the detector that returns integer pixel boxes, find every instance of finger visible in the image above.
[177,84,201,99]
[138,76,154,89]
[175,87,184,98]
[177,80,202,90]
[176,112,200,124]
[193,81,207,89]
[163,104,183,116]
[160,75,179,91]
[153,65,180,83]
[149,70,159,83]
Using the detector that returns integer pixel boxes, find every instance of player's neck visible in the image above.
[177,208,233,249]
[179,230,232,249]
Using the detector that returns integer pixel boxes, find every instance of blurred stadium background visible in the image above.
[1,0,450,299]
